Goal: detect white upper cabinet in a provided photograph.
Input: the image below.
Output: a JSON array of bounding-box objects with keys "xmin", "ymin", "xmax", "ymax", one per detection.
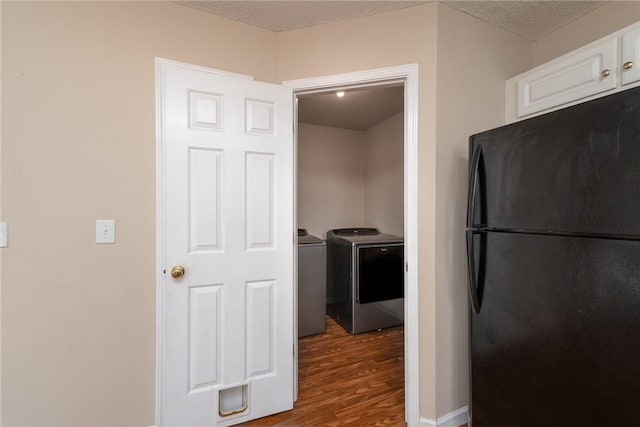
[
  {"xmin": 515, "ymin": 37, "xmax": 617, "ymax": 118},
  {"xmin": 506, "ymin": 21, "xmax": 640, "ymax": 122},
  {"xmin": 621, "ymin": 27, "xmax": 640, "ymax": 86}
]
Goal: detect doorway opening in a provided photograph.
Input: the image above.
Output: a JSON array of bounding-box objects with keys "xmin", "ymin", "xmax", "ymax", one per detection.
[
  {"xmin": 285, "ymin": 65, "xmax": 420, "ymax": 426},
  {"xmin": 300, "ymin": 83, "xmax": 405, "ymax": 423}
]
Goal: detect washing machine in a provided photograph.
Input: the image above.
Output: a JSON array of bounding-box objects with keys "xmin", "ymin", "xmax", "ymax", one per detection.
[
  {"xmin": 326, "ymin": 228, "xmax": 404, "ymax": 334},
  {"xmin": 297, "ymin": 229, "xmax": 326, "ymax": 337}
]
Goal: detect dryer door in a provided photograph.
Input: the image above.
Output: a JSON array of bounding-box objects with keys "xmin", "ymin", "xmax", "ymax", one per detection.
[{"xmin": 356, "ymin": 244, "xmax": 404, "ymax": 304}]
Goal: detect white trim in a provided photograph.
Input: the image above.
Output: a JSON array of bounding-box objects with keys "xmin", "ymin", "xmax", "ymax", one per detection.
[
  {"xmin": 438, "ymin": 406, "xmax": 469, "ymax": 427},
  {"xmin": 282, "ymin": 64, "xmax": 416, "ymax": 92},
  {"xmin": 292, "ymin": 95, "xmax": 299, "ymax": 402},
  {"xmin": 284, "ymin": 63, "xmax": 420, "ymax": 427},
  {"xmin": 154, "ymin": 58, "xmax": 256, "ymax": 426},
  {"xmin": 420, "ymin": 406, "xmax": 469, "ymax": 427},
  {"xmin": 155, "ymin": 57, "xmax": 166, "ymax": 427}
]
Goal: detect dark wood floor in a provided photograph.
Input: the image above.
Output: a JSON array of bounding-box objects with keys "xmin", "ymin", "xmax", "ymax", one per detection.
[{"xmin": 241, "ymin": 316, "xmax": 405, "ymax": 426}]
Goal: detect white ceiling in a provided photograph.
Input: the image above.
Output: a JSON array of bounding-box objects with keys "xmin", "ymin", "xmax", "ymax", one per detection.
[{"xmin": 178, "ymin": 0, "xmax": 610, "ymax": 129}]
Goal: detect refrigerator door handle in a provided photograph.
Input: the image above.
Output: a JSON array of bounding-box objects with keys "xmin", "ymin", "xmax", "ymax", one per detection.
[
  {"xmin": 467, "ymin": 143, "xmax": 483, "ymax": 313},
  {"xmin": 466, "ymin": 229, "xmax": 482, "ymax": 313},
  {"xmin": 467, "ymin": 144, "xmax": 483, "ymax": 229}
]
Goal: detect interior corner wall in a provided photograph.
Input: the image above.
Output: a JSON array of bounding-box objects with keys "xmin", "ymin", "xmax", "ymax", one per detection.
[
  {"xmin": 0, "ymin": 2, "xmax": 278, "ymax": 425},
  {"xmin": 277, "ymin": 3, "xmax": 440, "ymax": 419},
  {"xmin": 364, "ymin": 112, "xmax": 404, "ymax": 237},
  {"xmin": 533, "ymin": 1, "xmax": 640, "ymax": 66},
  {"xmin": 434, "ymin": 3, "xmax": 533, "ymax": 418},
  {"xmin": 297, "ymin": 123, "xmax": 366, "ymax": 238}
]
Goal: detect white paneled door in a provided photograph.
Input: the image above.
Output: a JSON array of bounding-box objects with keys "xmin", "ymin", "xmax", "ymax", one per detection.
[{"xmin": 157, "ymin": 60, "xmax": 294, "ymax": 426}]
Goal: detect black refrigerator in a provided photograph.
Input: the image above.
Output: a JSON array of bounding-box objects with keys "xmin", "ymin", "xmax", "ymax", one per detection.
[{"xmin": 466, "ymin": 86, "xmax": 640, "ymax": 427}]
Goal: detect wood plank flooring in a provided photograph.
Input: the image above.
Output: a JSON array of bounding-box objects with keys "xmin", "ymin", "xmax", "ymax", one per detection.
[{"xmin": 241, "ymin": 316, "xmax": 405, "ymax": 426}]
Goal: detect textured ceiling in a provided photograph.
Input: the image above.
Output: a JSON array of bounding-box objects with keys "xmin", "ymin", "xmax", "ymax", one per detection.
[
  {"xmin": 179, "ymin": 1, "xmax": 426, "ymax": 32},
  {"xmin": 442, "ymin": 1, "xmax": 608, "ymax": 41},
  {"xmin": 178, "ymin": 1, "xmax": 610, "ymax": 41},
  {"xmin": 298, "ymin": 86, "xmax": 404, "ymax": 131}
]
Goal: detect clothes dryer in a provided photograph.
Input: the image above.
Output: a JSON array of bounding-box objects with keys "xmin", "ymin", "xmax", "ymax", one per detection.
[{"xmin": 326, "ymin": 228, "xmax": 404, "ymax": 334}]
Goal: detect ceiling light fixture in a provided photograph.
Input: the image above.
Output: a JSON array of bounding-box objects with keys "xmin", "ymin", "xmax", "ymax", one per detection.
[{"xmin": 336, "ymin": 91, "xmax": 345, "ymax": 98}]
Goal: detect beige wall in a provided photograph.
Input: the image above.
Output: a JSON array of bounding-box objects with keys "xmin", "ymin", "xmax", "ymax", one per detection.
[
  {"xmin": 533, "ymin": 1, "xmax": 640, "ymax": 66},
  {"xmin": 297, "ymin": 123, "xmax": 366, "ymax": 238},
  {"xmin": 1, "ymin": 2, "xmax": 277, "ymax": 425},
  {"xmin": 364, "ymin": 112, "xmax": 404, "ymax": 237},
  {"xmin": 6, "ymin": 0, "xmax": 624, "ymax": 424},
  {"xmin": 434, "ymin": 4, "xmax": 533, "ymax": 416},
  {"xmin": 278, "ymin": 4, "xmax": 441, "ymax": 417},
  {"xmin": 283, "ymin": 5, "xmax": 533, "ymax": 419}
]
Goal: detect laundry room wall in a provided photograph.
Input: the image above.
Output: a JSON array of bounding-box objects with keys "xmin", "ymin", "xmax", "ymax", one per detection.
[
  {"xmin": 363, "ymin": 112, "xmax": 404, "ymax": 237},
  {"xmin": 298, "ymin": 110, "xmax": 403, "ymax": 239},
  {"xmin": 297, "ymin": 123, "xmax": 366, "ymax": 238}
]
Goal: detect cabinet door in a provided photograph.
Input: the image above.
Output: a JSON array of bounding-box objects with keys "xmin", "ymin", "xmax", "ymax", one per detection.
[
  {"xmin": 516, "ymin": 37, "xmax": 618, "ymax": 118},
  {"xmin": 622, "ymin": 27, "xmax": 640, "ymax": 85}
]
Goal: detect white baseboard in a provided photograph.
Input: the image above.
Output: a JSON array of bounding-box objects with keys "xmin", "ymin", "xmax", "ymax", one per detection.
[{"xmin": 420, "ymin": 406, "xmax": 469, "ymax": 427}]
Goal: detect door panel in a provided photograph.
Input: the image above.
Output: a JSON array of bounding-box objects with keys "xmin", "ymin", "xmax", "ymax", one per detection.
[
  {"xmin": 246, "ymin": 279, "xmax": 274, "ymax": 378},
  {"xmin": 471, "ymin": 232, "xmax": 640, "ymax": 427},
  {"xmin": 189, "ymin": 148, "xmax": 223, "ymax": 252},
  {"xmin": 246, "ymin": 153, "xmax": 275, "ymax": 249},
  {"xmin": 159, "ymin": 61, "xmax": 293, "ymax": 426},
  {"xmin": 189, "ymin": 285, "xmax": 222, "ymax": 392},
  {"xmin": 469, "ymin": 86, "xmax": 640, "ymax": 236}
]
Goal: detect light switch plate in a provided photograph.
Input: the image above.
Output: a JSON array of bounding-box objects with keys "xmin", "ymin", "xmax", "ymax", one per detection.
[
  {"xmin": 0, "ymin": 222, "xmax": 7, "ymax": 248},
  {"xmin": 96, "ymin": 219, "xmax": 115, "ymax": 244}
]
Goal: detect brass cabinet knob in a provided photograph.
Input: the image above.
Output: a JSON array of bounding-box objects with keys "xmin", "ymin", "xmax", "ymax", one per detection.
[
  {"xmin": 601, "ymin": 69, "xmax": 611, "ymax": 78},
  {"xmin": 623, "ymin": 61, "xmax": 634, "ymax": 70},
  {"xmin": 170, "ymin": 265, "xmax": 185, "ymax": 279}
]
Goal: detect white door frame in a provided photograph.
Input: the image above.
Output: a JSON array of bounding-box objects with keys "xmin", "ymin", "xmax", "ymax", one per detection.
[{"xmin": 283, "ymin": 63, "xmax": 420, "ymax": 427}]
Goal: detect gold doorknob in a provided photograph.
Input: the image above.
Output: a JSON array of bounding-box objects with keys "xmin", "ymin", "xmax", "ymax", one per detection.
[
  {"xmin": 601, "ymin": 69, "xmax": 611, "ymax": 78},
  {"xmin": 170, "ymin": 265, "xmax": 185, "ymax": 279},
  {"xmin": 623, "ymin": 61, "xmax": 634, "ymax": 70}
]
